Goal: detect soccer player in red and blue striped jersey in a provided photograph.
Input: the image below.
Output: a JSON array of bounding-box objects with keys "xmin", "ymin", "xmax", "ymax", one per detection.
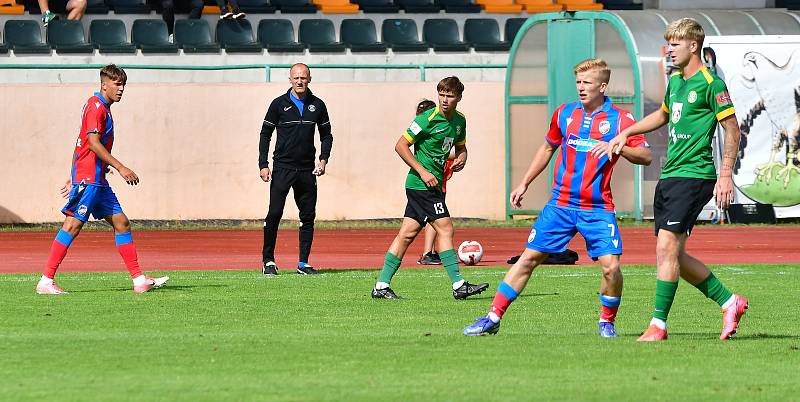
[
  {"xmin": 36, "ymin": 64, "xmax": 168, "ymax": 295},
  {"xmin": 464, "ymin": 59, "xmax": 652, "ymax": 337}
]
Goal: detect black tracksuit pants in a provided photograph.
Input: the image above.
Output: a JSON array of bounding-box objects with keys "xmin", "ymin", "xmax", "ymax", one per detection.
[{"xmin": 262, "ymin": 167, "xmax": 317, "ymax": 265}]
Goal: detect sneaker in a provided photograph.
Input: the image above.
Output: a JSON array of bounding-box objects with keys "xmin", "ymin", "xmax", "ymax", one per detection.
[
  {"xmin": 720, "ymin": 294, "xmax": 749, "ymax": 340},
  {"xmin": 453, "ymin": 281, "xmax": 489, "ymax": 300},
  {"xmin": 297, "ymin": 264, "xmax": 319, "ymax": 275},
  {"xmin": 599, "ymin": 322, "xmax": 617, "ymax": 338},
  {"xmin": 463, "ymin": 317, "xmax": 500, "ymax": 336},
  {"xmin": 41, "ymin": 10, "xmax": 57, "ymax": 26},
  {"xmin": 371, "ymin": 287, "xmax": 400, "ymax": 299},
  {"xmin": 637, "ymin": 324, "xmax": 668, "ymax": 342},
  {"xmin": 233, "ymin": 12, "xmax": 246, "ymax": 19},
  {"xmin": 133, "ymin": 276, "xmax": 169, "ymax": 294},
  {"xmin": 417, "ymin": 252, "xmax": 441, "ymax": 265},
  {"xmin": 262, "ymin": 261, "xmax": 278, "ymax": 276},
  {"xmin": 220, "ymin": 12, "xmax": 233, "ymax": 19},
  {"xmin": 36, "ymin": 281, "xmax": 67, "ymax": 295}
]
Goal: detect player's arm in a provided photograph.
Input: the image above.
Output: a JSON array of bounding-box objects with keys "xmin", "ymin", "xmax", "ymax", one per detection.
[
  {"xmin": 606, "ymin": 109, "xmax": 669, "ymax": 156},
  {"xmin": 510, "ymin": 142, "xmax": 557, "ymax": 209},
  {"xmin": 714, "ymin": 114, "xmax": 742, "ymax": 209},
  {"xmin": 86, "ymin": 133, "xmax": 138, "ymax": 185},
  {"xmin": 259, "ymin": 100, "xmax": 279, "ymax": 182},
  {"xmin": 451, "ymin": 144, "xmax": 467, "ymax": 172},
  {"xmin": 314, "ymin": 102, "xmax": 333, "ymax": 176},
  {"xmin": 395, "ymin": 136, "xmax": 438, "ymax": 188},
  {"xmin": 619, "ymin": 145, "xmax": 653, "ymax": 166}
]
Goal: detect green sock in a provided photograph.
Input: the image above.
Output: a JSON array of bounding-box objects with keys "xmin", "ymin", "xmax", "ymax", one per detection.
[
  {"xmin": 439, "ymin": 249, "xmax": 463, "ymax": 284},
  {"xmin": 653, "ymin": 280, "xmax": 679, "ymax": 321},
  {"xmin": 378, "ymin": 252, "xmax": 401, "ymax": 284},
  {"xmin": 693, "ymin": 272, "xmax": 733, "ymax": 307}
]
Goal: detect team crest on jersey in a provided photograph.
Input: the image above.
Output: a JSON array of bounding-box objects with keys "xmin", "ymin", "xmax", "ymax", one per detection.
[
  {"xmin": 308, "ymin": 105, "xmax": 316, "ymax": 112},
  {"xmin": 671, "ymin": 102, "xmax": 683, "ymax": 124},
  {"xmin": 688, "ymin": 91, "xmax": 697, "ymax": 103},
  {"xmin": 527, "ymin": 229, "xmax": 536, "ymax": 243},
  {"xmin": 77, "ymin": 205, "xmax": 88, "ymax": 216},
  {"xmin": 455, "ymin": 126, "xmax": 462, "ymax": 135},
  {"xmin": 598, "ymin": 120, "xmax": 610, "ymax": 135},
  {"xmin": 566, "ymin": 134, "xmax": 599, "ymax": 152}
]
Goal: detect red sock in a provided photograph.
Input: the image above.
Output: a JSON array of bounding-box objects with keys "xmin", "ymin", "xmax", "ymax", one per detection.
[
  {"xmin": 601, "ymin": 305, "xmax": 619, "ymax": 322},
  {"xmin": 490, "ymin": 292, "xmax": 512, "ymax": 319},
  {"xmin": 44, "ymin": 241, "xmax": 69, "ymax": 279},
  {"xmin": 117, "ymin": 243, "xmax": 143, "ymax": 279}
]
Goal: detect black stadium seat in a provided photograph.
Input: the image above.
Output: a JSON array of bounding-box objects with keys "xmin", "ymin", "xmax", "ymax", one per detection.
[
  {"xmin": 354, "ymin": 0, "xmax": 399, "ymax": 13},
  {"xmin": 90, "ymin": 19, "xmax": 137, "ymax": 53},
  {"xmin": 257, "ymin": 19, "xmax": 305, "ymax": 53},
  {"xmin": 0, "ymin": 31, "xmax": 8, "ymax": 54},
  {"xmin": 108, "ymin": 0, "xmax": 151, "ymax": 13},
  {"xmin": 175, "ymin": 19, "xmax": 220, "ymax": 53},
  {"xmin": 382, "ymin": 19, "xmax": 427, "ymax": 52},
  {"xmin": 423, "ymin": 19, "xmax": 469, "ymax": 52},
  {"xmin": 47, "ymin": 20, "xmax": 95, "ymax": 53},
  {"xmin": 237, "ymin": 0, "xmax": 276, "ymax": 13},
  {"xmin": 439, "ymin": 0, "xmax": 480, "ymax": 13},
  {"xmin": 271, "ymin": 0, "xmax": 317, "ymax": 13},
  {"xmin": 299, "ymin": 19, "xmax": 345, "ymax": 52},
  {"xmin": 131, "ymin": 19, "xmax": 179, "ymax": 53},
  {"xmin": 217, "ymin": 19, "xmax": 263, "ymax": 53},
  {"xmin": 505, "ymin": 18, "xmax": 527, "ymax": 44},
  {"xmin": 396, "ymin": 0, "xmax": 439, "ymax": 13},
  {"xmin": 4, "ymin": 20, "xmax": 50, "ymax": 54},
  {"xmin": 340, "ymin": 19, "xmax": 386, "ymax": 53},
  {"xmin": 86, "ymin": 0, "xmax": 110, "ymax": 14},
  {"xmin": 464, "ymin": 18, "xmax": 510, "ymax": 51}
]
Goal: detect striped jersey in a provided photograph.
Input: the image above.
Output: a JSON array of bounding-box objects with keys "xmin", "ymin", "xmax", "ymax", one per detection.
[
  {"xmin": 71, "ymin": 93, "xmax": 114, "ymax": 186},
  {"xmin": 545, "ymin": 97, "xmax": 648, "ymax": 212}
]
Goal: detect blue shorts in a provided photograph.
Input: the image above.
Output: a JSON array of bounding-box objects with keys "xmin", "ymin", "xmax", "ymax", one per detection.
[
  {"xmin": 61, "ymin": 184, "xmax": 123, "ymax": 222},
  {"xmin": 526, "ymin": 205, "xmax": 622, "ymax": 259}
]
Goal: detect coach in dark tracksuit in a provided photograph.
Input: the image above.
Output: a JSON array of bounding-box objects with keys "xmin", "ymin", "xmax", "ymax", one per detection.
[{"xmin": 259, "ymin": 63, "xmax": 332, "ymax": 276}]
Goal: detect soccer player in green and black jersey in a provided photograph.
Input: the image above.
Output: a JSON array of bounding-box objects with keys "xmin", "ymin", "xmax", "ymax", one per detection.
[
  {"xmin": 605, "ymin": 18, "xmax": 748, "ymax": 341},
  {"xmin": 371, "ymin": 77, "xmax": 488, "ymax": 300}
]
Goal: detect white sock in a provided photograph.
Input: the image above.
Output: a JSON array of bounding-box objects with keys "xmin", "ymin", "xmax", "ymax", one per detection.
[
  {"xmin": 39, "ymin": 276, "xmax": 53, "ymax": 285},
  {"xmin": 375, "ymin": 281, "xmax": 389, "ymax": 290},
  {"xmin": 487, "ymin": 312, "xmax": 501, "ymax": 323},
  {"xmin": 133, "ymin": 275, "xmax": 147, "ymax": 286},
  {"xmin": 452, "ymin": 279, "xmax": 465, "ymax": 290},
  {"xmin": 650, "ymin": 317, "xmax": 667, "ymax": 330},
  {"xmin": 721, "ymin": 294, "xmax": 736, "ymax": 310}
]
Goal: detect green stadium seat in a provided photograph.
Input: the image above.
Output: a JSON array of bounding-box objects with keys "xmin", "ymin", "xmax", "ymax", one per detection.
[
  {"xmin": 175, "ymin": 19, "xmax": 220, "ymax": 53},
  {"xmin": 217, "ymin": 19, "xmax": 263, "ymax": 53},
  {"xmin": 505, "ymin": 18, "xmax": 527, "ymax": 44},
  {"xmin": 381, "ymin": 19, "xmax": 427, "ymax": 52},
  {"xmin": 257, "ymin": 19, "xmax": 305, "ymax": 53},
  {"xmin": 90, "ymin": 19, "xmax": 137, "ymax": 53},
  {"xmin": 47, "ymin": 20, "xmax": 95, "ymax": 54},
  {"xmin": 271, "ymin": 0, "xmax": 317, "ymax": 13},
  {"xmin": 131, "ymin": 19, "xmax": 179, "ymax": 53},
  {"xmin": 464, "ymin": 18, "xmax": 509, "ymax": 51},
  {"xmin": 238, "ymin": 0, "xmax": 276, "ymax": 13},
  {"xmin": 3, "ymin": 20, "xmax": 50, "ymax": 54},
  {"xmin": 353, "ymin": 0, "xmax": 399, "ymax": 13},
  {"xmin": 439, "ymin": 0, "xmax": 481, "ymax": 13},
  {"xmin": 299, "ymin": 19, "xmax": 345, "ymax": 52},
  {"xmin": 340, "ymin": 19, "xmax": 386, "ymax": 52},
  {"xmin": 86, "ymin": 0, "xmax": 110, "ymax": 14},
  {"xmin": 396, "ymin": 0, "xmax": 439, "ymax": 12},
  {"xmin": 423, "ymin": 19, "xmax": 469, "ymax": 52}
]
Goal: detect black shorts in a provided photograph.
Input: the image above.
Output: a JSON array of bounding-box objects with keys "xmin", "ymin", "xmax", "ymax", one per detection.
[
  {"xmin": 404, "ymin": 188, "xmax": 449, "ymax": 225},
  {"xmin": 654, "ymin": 177, "xmax": 715, "ymax": 236}
]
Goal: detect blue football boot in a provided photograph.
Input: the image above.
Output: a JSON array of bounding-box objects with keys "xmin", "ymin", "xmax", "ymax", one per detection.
[
  {"xmin": 599, "ymin": 321, "xmax": 617, "ymax": 338},
  {"xmin": 463, "ymin": 317, "xmax": 501, "ymax": 336}
]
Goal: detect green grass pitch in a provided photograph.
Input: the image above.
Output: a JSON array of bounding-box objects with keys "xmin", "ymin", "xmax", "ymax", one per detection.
[{"xmin": 2, "ymin": 265, "xmax": 798, "ymax": 401}]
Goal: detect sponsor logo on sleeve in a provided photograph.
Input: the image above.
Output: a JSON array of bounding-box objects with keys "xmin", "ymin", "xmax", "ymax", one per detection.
[
  {"xmin": 409, "ymin": 121, "xmax": 422, "ymax": 135},
  {"xmin": 715, "ymin": 92, "xmax": 732, "ymax": 107}
]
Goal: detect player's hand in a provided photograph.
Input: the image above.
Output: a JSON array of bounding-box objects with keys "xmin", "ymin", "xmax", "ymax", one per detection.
[
  {"xmin": 260, "ymin": 168, "xmax": 271, "ymax": 182},
  {"xmin": 509, "ymin": 183, "xmax": 528, "ymax": 209},
  {"xmin": 451, "ymin": 153, "xmax": 467, "ymax": 172},
  {"xmin": 420, "ymin": 170, "xmax": 439, "ymax": 188},
  {"xmin": 313, "ymin": 160, "xmax": 327, "ymax": 176},
  {"xmin": 118, "ymin": 166, "xmax": 139, "ymax": 185},
  {"xmin": 60, "ymin": 179, "xmax": 73, "ymax": 198},
  {"xmin": 714, "ymin": 175, "xmax": 735, "ymax": 210},
  {"xmin": 605, "ymin": 130, "xmax": 630, "ymax": 156},
  {"xmin": 590, "ymin": 140, "xmax": 613, "ymax": 159}
]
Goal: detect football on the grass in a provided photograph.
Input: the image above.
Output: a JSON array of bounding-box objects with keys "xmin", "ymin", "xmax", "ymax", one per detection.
[{"xmin": 457, "ymin": 241, "xmax": 484, "ymax": 265}]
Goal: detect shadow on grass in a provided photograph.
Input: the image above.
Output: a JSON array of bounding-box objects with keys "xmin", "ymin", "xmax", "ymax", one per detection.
[
  {"xmin": 617, "ymin": 332, "xmax": 800, "ymax": 341},
  {"xmin": 69, "ymin": 284, "xmax": 228, "ymax": 293}
]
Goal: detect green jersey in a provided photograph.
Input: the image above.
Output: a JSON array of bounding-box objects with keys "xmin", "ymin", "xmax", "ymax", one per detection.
[
  {"xmin": 661, "ymin": 67, "xmax": 735, "ymax": 179},
  {"xmin": 403, "ymin": 106, "xmax": 467, "ymax": 191}
]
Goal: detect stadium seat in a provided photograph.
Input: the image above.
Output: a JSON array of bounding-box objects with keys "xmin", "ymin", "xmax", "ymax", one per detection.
[
  {"xmin": 175, "ymin": 19, "xmax": 220, "ymax": 53},
  {"xmin": 3, "ymin": 20, "xmax": 50, "ymax": 54},
  {"xmin": 556, "ymin": 0, "xmax": 602, "ymax": 10},
  {"xmin": 598, "ymin": 0, "xmax": 641, "ymax": 9},
  {"xmin": 257, "ymin": 19, "xmax": 305, "ymax": 52},
  {"xmin": 312, "ymin": 0, "xmax": 359, "ymax": 13},
  {"xmin": 340, "ymin": 19, "xmax": 386, "ymax": 52},
  {"xmin": 464, "ymin": 18, "xmax": 509, "ymax": 51},
  {"xmin": 217, "ymin": 19, "xmax": 263, "ymax": 53},
  {"xmin": 272, "ymin": 0, "xmax": 317, "ymax": 13},
  {"xmin": 396, "ymin": 0, "xmax": 439, "ymax": 13},
  {"xmin": 0, "ymin": 0, "xmax": 25, "ymax": 14},
  {"xmin": 108, "ymin": 0, "xmax": 151, "ymax": 14},
  {"xmin": 353, "ymin": 0, "xmax": 399, "ymax": 13},
  {"xmin": 0, "ymin": 31, "xmax": 8, "ymax": 53},
  {"xmin": 47, "ymin": 20, "xmax": 95, "ymax": 54},
  {"xmin": 439, "ymin": 0, "xmax": 481, "ymax": 13},
  {"xmin": 85, "ymin": 0, "xmax": 110, "ymax": 14},
  {"xmin": 475, "ymin": 0, "xmax": 523, "ymax": 13},
  {"xmin": 131, "ymin": 19, "xmax": 179, "ymax": 53},
  {"xmin": 517, "ymin": 0, "xmax": 562, "ymax": 12},
  {"xmin": 90, "ymin": 19, "xmax": 137, "ymax": 53},
  {"xmin": 423, "ymin": 19, "xmax": 469, "ymax": 52},
  {"xmin": 381, "ymin": 19, "xmax": 427, "ymax": 52},
  {"xmin": 299, "ymin": 19, "xmax": 346, "ymax": 52},
  {"xmin": 238, "ymin": 0, "xmax": 277, "ymax": 13},
  {"xmin": 505, "ymin": 17, "xmax": 527, "ymax": 43}
]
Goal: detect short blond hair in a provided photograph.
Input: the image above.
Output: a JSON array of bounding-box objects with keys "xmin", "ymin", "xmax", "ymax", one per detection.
[
  {"xmin": 664, "ymin": 18, "xmax": 705, "ymax": 48},
  {"xmin": 574, "ymin": 58, "xmax": 611, "ymax": 84}
]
